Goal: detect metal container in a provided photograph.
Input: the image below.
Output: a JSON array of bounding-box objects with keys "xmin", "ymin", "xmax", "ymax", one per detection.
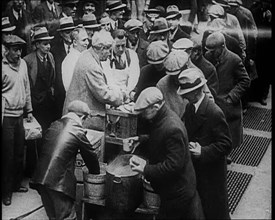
[
  {"xmin": 83, "ymin": 163, "xmax": 106, "ymax": 199},
  {"xmin": 105, "ymin": 154, "xmax": 143, "ymax": 213}
]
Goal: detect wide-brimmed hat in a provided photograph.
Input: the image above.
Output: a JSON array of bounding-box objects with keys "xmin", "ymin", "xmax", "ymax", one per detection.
[
  {"xmin": 208, "ymin": 4, "xmax": 225, "ymax": 18},
  {"xmin": 106, "ymin": 0, "xmax": 126, "ymax": 12},
  {"xmin": 82, "ymin": 14, "xmax": 101, "ymax": 29},
  {"xmin": 205, "ymin": 31, "xmax": 225, "ymax": 51},
  {"xmin": 172, "ymin": 38, "xmax": 194, "ymax": 51},
  {"xmin": 150, "ymin": 17, "xmax": 170, "ymax": 34},
  {"xmin": 3, "ymin": 34, "xmax": 26, "ymax": 47},
  {"xmin": 163, "ymin": 50, "xmax": 189, "ymax": 75},
  {"xmin": 134, "ymin": 87, "xmax": 164, "ymax": 111},
  {"xmin": 2, "ymin": 17, "xmax": 16, "ymax": 32},
  {"xmin": 32, "ymin": 26, "xmax": 54, "ymax": 42},
  {"xmin": 177, "ymin": 68, "xmax": 207, "ymax": 95},
  {"xmin": 57, "ymin": 16, "xmax": 75, "ymax": 31},
  {"xmin": 124, "ymin": 19, "xmax": 143, "ymax": 32},
  {"xmin": 146, "ymin": 40, "xmax": 169, "ymax": 64},
  {"xmin": 166, "ymin": 5, "xmax": 182, "ymax": 20}
]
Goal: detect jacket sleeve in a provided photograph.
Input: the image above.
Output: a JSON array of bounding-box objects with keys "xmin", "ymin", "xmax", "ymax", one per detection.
[{"xmin": 78, "ymin": 131, "xmax": 100, "ymax": 174}]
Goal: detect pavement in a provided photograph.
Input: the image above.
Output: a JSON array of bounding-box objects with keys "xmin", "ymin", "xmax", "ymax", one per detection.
[{"xmin": 2, "ymin": 87, "xmax": 272, "ymax": 220}]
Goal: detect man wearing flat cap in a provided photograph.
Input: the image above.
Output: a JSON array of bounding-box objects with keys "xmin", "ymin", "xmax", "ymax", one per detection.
[
  {"xmin": 130, "ymin": 87, "xmax": 204, "ymax": 219},
  {"xmin": 166, "ymin": 5, "xmax": 190, "ymax": 43},
  {"xmin": 2, "ymin": 17, "xmax": 16, "ymax": 58},
  {"xmin": 124, "ymin": 18, "xmax": 150, "ymax": 68},
  {"xmin": 2, "ymin": 35, "xmax": 33, "ymax": 206},
  {"xmin": 133, "ymin": 40, "xmax": 169, "ymax": 101},
  {"xmin": 205, "ymin": 31, "xmax": 250, "ymax": 151},
  {"xmin": 30, "ymin": 100, "xmax": 100, "ymax": 220},
  {"xmin": 178, "ymin": 68, "xmax": 232, "ymax": 219}
]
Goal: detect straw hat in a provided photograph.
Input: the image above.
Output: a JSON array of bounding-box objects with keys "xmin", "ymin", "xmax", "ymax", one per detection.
[
  {"xmin": 32, "ymin": 26, "xmax": 54, "ymax": 42},
  {"xmin": 82, "ymin": 13, "xmax": 101, "ymax": 29},
  {"xmin": 106, "ymin": 0, "xmax": 126, "ymax": 12},
  {"xmin": 57, "ymin": 16, "xmax": 75, "ymax": 31},
  {"xmin": 2, "ymin": 17, "xmax": 16, "ymax": 32},
  {"xmin": 150, "ymin": 17, "xmax": 170, "ymax": 34}
]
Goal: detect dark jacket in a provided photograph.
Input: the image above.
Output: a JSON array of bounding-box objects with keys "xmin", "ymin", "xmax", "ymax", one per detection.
[
  {"xmin": 32, "ymin": 1, "xmax": 61, "ymax": 36},
  {"xmin": 184, "ymin": 95, "xmax": 232, "ymax": 219},
  {"xmin": 142, "ymin": 105, "xmax": 196, "ymax": 202},
  {"xmin": 205, "ymin": 48, "xmax": 250, "ymax": 149},
  {"xmin": 30, "ymin": 115, "xmax": 100, "ymax": 200},
  {"xmin": 135, "ymin": 38, "xmax": 150, "ymax": 69},
  {"xmin": 134, "ymin": 64, "xmax": 167, "ymax": 101},
  {"xmin": 170, "ymin": 26, "xmax": 191, "ymax": 43},
  {"xmin": 192, "ymin": 54, "xmax": 219, "ymax": 99},
  {"xmin": 50, "ymin": 36, "xmax": 67, "ymax": 119}
]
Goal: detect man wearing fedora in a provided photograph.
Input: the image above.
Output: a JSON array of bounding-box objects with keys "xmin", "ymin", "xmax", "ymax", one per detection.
[
  {"xmin": 2, "ymin": 35, "xmax": 33, "ymax": 206},
  {"xmin": 82, "ymin": 13, "xmax": 101, "ymax": 47},
  {"xmin": 130, "ymin": 87, "xmax": 205, "ymax": 219},
  {"xmin": 32, "ymin": 0, "xmax": 61, "ymax": 36},
  {"xmin": 24, "ymin": 26, "xmax": 56, "ymax": 135},
  {"xmin": 148, "ymin": 17, "xmax": 172, "ymax": 49},
  {"xmin": 2, "ymin": 17, "xmax": 16, "ymax": 57},
  {"xmin": 51, "ymin": 16, "xmax": 75, "ymax": 120},
  {"xmin": 106, "ymin": 0, "xmax": 127, "ymax": 32},
  {"xmin": 140, "ymin": 8, "xmax": 160, "ymax": 41},
  {"xmin": 166, "ymin": 5, "xmax": 190, "ymax": 43},
  {"xmin": 62, "ymin": 26, "xmax": 89, "ymax": 92},
  {"xmin": 133, "ymin": 40, "xmax": 169, "ymax": 101},
  {"xmin": 178, "ymin": 68, "xmax": 232, "ymax": 219},
  {"xmin": 124, "ymin": 18, "xmax": 150, "ymax": 69}
]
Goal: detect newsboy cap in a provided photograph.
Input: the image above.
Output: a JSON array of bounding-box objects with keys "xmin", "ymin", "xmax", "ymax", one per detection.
[
  {"xmin": 172, "ymin": 38, "xmax": 194, "ymax": 51},
  {"xmin": 163, "ymin": 50, "xmax": 189, "ymax": 75},
  {"xmin": 205, "ymin": 31, "xmax": 225, "ymax": 51},
  {"xmin": 134, "ymin": 87, "xmax": 164, "ymax": 111},
  {"xmin": 146, "ymin": 40, "xmax": 169, "ymax": 64},
  {"xmin": 67, "ymin": 100, "xmax": 91, "ymax": 116},
  {"xmin": 177, "ymin": 68, "xmax": 207, "ymax": 95},
  {"xmin": 124, "ymin": 19, "xmax": 143, "ymax": 32},
  {"xmin": 3, "ymin": 35, "xmax": 26, "ymax": 47},
  {"xmin": 208, "ymin": 4, "xmax": 225, "ymax": 18}
]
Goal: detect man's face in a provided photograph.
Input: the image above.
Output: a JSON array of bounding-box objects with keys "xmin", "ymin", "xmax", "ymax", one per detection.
[
  {"xmin": 190, "ymin": 47, "xmax": 201, "ymax": 61},
  {"xmin": 101, "ymin": 23, "xmax": 111, "ymax": 32},
  {"xmin": 144, "ymin": 16, "xmax": 154, "ymax": 30},
  {"xmin": 63, "ymin": 5, "xmax": 77, "ymax": 18},
  {"xmin": 113, "ymin": 37, "xmax": 126, "ymax": 57},
  {"xmin": 141, "ymin": 105, "xmax": 158, "ymax": 120},
  {"xmin": 74, "ymin": 30, "xmax": 89, "ymax": 52},
  {"xmin": 127, "ymin": 29, "xmax": 139, "ymax": 47},
  {"xmin": 112, "ymin": 9, "xmax": 125, "ymax": 20},
  {"xmin": 83, "ymin": 3, "xmax": 95, "ymax": 15},
  {"xmin": 167, "ymin": 17, "xmax": 179, "ymax": 31},
  {"xmin": 181, "ymin": 90, "xmax": 198, "ymax": 104},
  {"xmin": 96, "ymin": 44, "xmax": 112, "ymax": 61},
  {"xmin": 60, "ymin": 29, "xmax": 73, "ymax": 44},
  {"xmin": 6, "ymin": 45, "xmax": 22, "ymax": 64},
  {"xmin": 36, "ymin": 40, "xmax": 51, "ymax": 54},
  {"xmin": 13, "ymin": 0, "xmax": 24, "ymax": 12},
  {"xmin": 205, "ymin": 46, "xmax": 223, "ymax": 60}
]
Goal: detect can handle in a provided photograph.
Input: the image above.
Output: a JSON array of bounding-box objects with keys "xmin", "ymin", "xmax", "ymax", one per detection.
[{"xmin": 113, "ymin": 176, "xmax": 122, "ymax": 184}]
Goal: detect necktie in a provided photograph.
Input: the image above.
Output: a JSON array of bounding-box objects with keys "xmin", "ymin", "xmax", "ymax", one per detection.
[
  {"xmin": 43, "ymin": 56, "xmax": 48, "ymax": 69},
  {"xmin": 51, "ymin": 6, "xmax": 56, "ymax": 18},
  {"xmin": 115, "ymin": 56, "xmax": 125, "ymax": 70},
  {"xmin": 67, "ymin": 44, "xmax": 70, "ymax": 54},
  {"xmin": 189, "ymin": 104, "xmax": 196, "ymax": 118}
]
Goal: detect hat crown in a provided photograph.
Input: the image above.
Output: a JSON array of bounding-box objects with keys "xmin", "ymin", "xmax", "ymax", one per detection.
[
  {"xmin": 166, "ymin": 5, "xmax": 180, "ymax": 13},
  {"xmin": 205, "ymin": 31, "xmax": 225, "ymax": 49},
  {"xmin": 146, "ymin": 40, "xmax": 169, "ymax": 63},
  {"xmin": 124, "ymin": 19, "xmax": 143, "ymax": 30},
  {"xmin": 67, "ymin": 100, "xmax": 91, "ymax": 116},
  {"xmin": 58, "ymin": 16, "xmax": 75, "ymax": 30},
  {"xmin": 2, "ymin": 17, "xmax": 11, "ymax": 26},
  {"xmin": 4, "ymin": 34, "xmax": 26, "ymax": 46},
  {"xmin": 208, "ymin": 4, "xmax": 225, "ymax": 17},
  {"xmin": 151, "ymin": 17, "xmax": 169, "ymax": 31},
  {"xmin": 172, "ymin": 38, "xmax": 194, "ymax": 50},
  {"xmin": 82, "ymin": 13, "xmax": 97, "ymax": 22},
  {"xmin": 106, "ymin": 0, "xmax": 126, "ymax": 11},
  {"xmin": 134, "ymin": 87, "xmax": 163, "ymax": 111},
  {"xmin": 2, "ymin": 16, "xmax": 16, "ymax": 32},
  {"xmin": 164, "ymin": 50, "xmax": 189, "ymax": 74}
]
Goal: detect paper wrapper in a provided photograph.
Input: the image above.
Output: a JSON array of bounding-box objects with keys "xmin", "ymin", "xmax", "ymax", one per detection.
[{"xmin": 23, "ymin": 117, "xmax": 42, "ymax": 140}]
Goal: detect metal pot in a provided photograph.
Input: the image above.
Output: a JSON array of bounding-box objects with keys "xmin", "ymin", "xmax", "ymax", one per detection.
[{"xmin": 105, "ymin": 154, "xmax": 143, "ymax": 213}]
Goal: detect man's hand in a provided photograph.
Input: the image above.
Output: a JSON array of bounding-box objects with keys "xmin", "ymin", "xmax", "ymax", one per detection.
[
  {"xmin": 129, "ymin": 155, "xmax": 146, "ymax": 173},
  {"xmin": 26, "ymin": 113, "xmax": 34, "ymax": 122},
  {"xmin": 123, "ymin": 136, "xmax": 140, "ymax": 153},
  {"xmin": 189, "ymin": 142, "xmax": 201, "ymax": 157}
]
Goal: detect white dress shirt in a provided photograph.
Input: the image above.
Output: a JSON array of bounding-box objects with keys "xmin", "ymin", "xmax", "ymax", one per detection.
[{"xmin": 62, "ymin": 47, "xmax": 82, "ymax": 92}]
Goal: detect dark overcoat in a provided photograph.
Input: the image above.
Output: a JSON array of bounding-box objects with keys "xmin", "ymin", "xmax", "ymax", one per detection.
[
  {"xmin": 205, "ymin": 48, "xmax": 250, "ymax": 149},
  {"xmin": 30, "ymin": 115, "xmax": 100, "ymax": 200},
  {"xmin": 136, "ymin": 38, "xmax": 149, "ymax": 69},
  {"xmin": 184, "ymin": 95, "xmax": 232, "ymax": 219}
]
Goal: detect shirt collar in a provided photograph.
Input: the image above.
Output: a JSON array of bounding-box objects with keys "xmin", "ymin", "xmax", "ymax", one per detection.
[
  {"xmin": 2, "ymin": 54, "xmax": 21, "ymax": 71},
  {"xmin": 46, "ymin": 1, "xmax": 55, "ymax": 11},
  {"xmin": 194, "ymin": 92, "xmax": 205, "ymax": 113},
  {"xmin": 12, "ymin": 8, "xmax": 21, "ymax": 20},
  {"xmin": 36, "ymin": 51, "xmax": 48, "ymax": 62},
  {"xmin": 62, "ymin": 112, "xmax": 82, "ymax": 126}
]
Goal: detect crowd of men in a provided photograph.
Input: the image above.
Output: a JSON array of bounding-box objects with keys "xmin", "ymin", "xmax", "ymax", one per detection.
[{"xmin": 2, "ymin": 0, "xmax": 272, "ymax": 219}]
